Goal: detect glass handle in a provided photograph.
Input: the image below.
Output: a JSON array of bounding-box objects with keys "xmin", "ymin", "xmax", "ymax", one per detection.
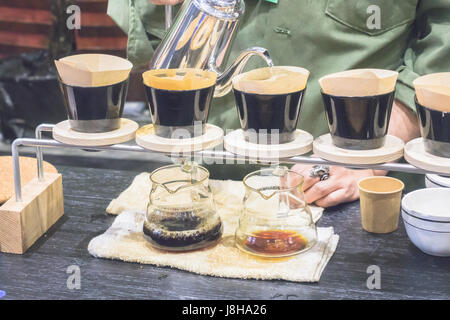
[
  {"xmin": 272, "ymin": 165, "xmax": 288, "ymax": 177},
  {"xmin": 277, "ymin": 191, "xmax": 290, "ymax": 218}
]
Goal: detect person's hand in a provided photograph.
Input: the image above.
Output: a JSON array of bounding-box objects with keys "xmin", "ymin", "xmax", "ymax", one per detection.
[
  {"xmin": 149, "ymin": 0, "xmax": 183, "ymax": 5},
  {"xmin": 286, "ymin": 100, "xmax": 413, "ymax": 208},
  {"xmin": 289, "ymin": 164, "xmax": 376, "ymax": 208}
]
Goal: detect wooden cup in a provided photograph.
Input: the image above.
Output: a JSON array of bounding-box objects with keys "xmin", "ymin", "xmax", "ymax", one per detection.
[{"xmin": 358, "ymin": 176, "xmax": 404, "ymax": 233}]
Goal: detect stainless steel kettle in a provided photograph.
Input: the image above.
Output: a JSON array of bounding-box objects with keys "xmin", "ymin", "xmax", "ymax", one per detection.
[{"xmin": 149, "ymin": 0, "xmax": 273, "ymax": 97}]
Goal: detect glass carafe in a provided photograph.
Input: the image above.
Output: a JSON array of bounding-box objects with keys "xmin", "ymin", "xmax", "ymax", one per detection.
[
  {"xmin": 144, "ymin": 162, "xmax": 222, "ymax": 251},
  {"xmin": 235, "ymin": 166, "xmax": 317, "ymax": 257}
]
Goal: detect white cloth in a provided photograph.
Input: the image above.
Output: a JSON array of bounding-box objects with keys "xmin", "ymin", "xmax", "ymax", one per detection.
[{"xmin": 89, "ymin": 173, "xmax": 339, "ymax": 282}]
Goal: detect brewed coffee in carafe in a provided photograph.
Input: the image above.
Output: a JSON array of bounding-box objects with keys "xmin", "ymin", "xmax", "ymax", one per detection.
[
  {"xmin": 144, "ymin": 162, "xmax": 223, "ymax": 251},
  {"xmin": 235, "ymin": 166, "xmax": 318, "ymax": 257}
]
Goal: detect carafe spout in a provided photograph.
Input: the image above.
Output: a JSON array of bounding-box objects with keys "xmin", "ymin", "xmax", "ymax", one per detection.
[{"xmin": 209, "ymin": 47, "xmax": 273, "ymax": 97}]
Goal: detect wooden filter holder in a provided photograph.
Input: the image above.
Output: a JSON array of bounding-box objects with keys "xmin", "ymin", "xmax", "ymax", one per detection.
[
  {"xmin": 0, "ymin": 172, "xmax": 64, "ymax": 254},
  {"xmin": 53, "ymin": 118, "xmax": 138, "ymax": 146},
  {"xmin": 224, "ymin": 129, "xmax": 313, "ymax": 160},
  {"xmin": 404, "ymin": 138, "xmax": 450, "ymax": 175},
  {"xmin": 313, "ymin": 134, "xmax": 404, "ymax": 165},
  {"xmin": 136, "ymin": 124, "xmax": 224, "ymax": 153}
]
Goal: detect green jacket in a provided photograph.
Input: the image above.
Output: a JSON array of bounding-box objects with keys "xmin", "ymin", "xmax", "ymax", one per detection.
[{"xmin": 108, "ymin": 0, "xmax": 450, "ymax": 189}]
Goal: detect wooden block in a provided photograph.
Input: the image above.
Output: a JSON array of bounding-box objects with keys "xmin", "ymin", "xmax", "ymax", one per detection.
[
  {"xmin": 0, "ymin": 155, "xmax": 58, "ymax": 204},
  {"xmin": 0, "ymin": 173, "xmax": 64, "ymax": 254}
]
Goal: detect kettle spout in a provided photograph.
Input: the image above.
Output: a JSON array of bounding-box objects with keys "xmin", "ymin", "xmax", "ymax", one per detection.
[{"xmin": 209, "ymin": 47, "xmax": 273, "ymax": 97}]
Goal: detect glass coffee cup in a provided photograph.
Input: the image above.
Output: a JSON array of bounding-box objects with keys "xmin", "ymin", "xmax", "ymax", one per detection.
[
  {"xmin": 55, "ymin": 53, "xmax": 132, "ymax": 133},
  {"xmin": 415, "ymin": 97, "xmax": 450, "ymax": 158},
  {"xmin": 143, "ymin": 69, "xmax": 217, "ymax": 138},
  {"xmin": 321, "ymin": 91, "xmax": 395, "ymax": 150},
  {"xmin": 59, "ymin": 79, "xmax": 129, "ymax": 133},
  {"xmin": 319, "ymin": 69, "xmax": 398, "ymax": 150},
  {"xmin": 232, "ymin": 66, "xmax": 309, "ymax": 144}
]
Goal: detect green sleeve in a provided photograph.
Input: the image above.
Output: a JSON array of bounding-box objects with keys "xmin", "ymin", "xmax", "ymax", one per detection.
[
  {"xmin": 107, "ymin": 0, "xmax": 130, "ymax": 34},
  {"xmin": 107, "ymin": 0, "xmax": 167, "ymax": 68},
  {"xmin": 395, "ymin": 0, "xmax": 450, "ymax": 111}
]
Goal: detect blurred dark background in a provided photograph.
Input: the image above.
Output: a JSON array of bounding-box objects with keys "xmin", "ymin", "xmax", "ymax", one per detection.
[{"xmin": 0, "ymin": 0, "xmax": 146, "ymax": 143}]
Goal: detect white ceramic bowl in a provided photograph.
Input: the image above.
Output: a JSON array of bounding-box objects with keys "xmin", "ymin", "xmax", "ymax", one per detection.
[
  {"xmin": 425, "ymin": 174, "xmax": 450, "ymax": 188},
  {"xmin": 401, "ymin": 188, "xmax": 450, "ymax": 257}
]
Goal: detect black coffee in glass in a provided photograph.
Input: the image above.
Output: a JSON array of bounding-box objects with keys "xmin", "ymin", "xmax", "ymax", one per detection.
[{"xmin": 321, "ymin": 91, "xmax": 395, "ymax": 150}]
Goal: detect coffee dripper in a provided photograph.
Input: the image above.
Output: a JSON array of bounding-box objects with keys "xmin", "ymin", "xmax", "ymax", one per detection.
[
  {"xmin": 144, "ymin": 161, "xmax": 223, "ymax": 251},
  {"xmin": 150, "ymin": 0, "xmax": 273, "ymax": 97},
  {"xmin": 235, "ymin": 166, "xmax": 318, "ymax": 257}
]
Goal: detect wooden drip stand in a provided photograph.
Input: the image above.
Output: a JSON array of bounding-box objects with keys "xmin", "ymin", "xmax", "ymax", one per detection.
[
  {"xmin": 0, "ymin": 119, "xmax": 139, "ymax": 254},
  {"xmin": 0, "ymin": 138, "xmax": 63, "ymax": 254},
  {"xmin": 1, "ymin": 123, "xmax": 448, "ymax": 254},
  {"xmin": 0, "ymin": 121, "xmax": 221, "ymax": 254}
]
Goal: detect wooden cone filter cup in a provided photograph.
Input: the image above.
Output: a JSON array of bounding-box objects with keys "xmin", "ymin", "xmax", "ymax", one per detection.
[
  {"xmin": 232, "ymin": 66, "xmax": 310, "ymax": 95},
  {"xmin": 319, "ymin": 69, "xmax": 398, "ymax": 96},
  {"xmin": 142, "ymin": 68, "xmax": 217, "ymax": 91},
  {"xmin": 414, "ymin": 73, "xmax": 450, "ymax": 112},
  {"xmin": 55, "ymin": 54, "xmax": 133, "ymax": 87}
]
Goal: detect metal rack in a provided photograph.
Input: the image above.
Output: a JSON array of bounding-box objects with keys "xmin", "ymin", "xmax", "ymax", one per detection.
[{"xmin": 10, "ymin": 123, "xmax": 446, "ymax": 202}]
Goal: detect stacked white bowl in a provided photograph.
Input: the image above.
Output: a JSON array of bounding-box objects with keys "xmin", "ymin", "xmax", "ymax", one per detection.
[
  {"xmin": 401, "ymin": 188, "xmax": 450, "ymax": 257},
  {"xmin": 425, "ymin": 174, "xmax": 450, "ymax": 188}
]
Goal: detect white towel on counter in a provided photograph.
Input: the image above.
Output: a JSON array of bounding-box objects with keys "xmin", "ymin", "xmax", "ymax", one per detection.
[{"xmin": 89, "ymin": 173, "xmax": 339, "ymax": 282}]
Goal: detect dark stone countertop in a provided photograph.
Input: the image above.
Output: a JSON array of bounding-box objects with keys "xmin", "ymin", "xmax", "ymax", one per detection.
[{"xmin": 0, "ymin": 164, "xmax": 449, "ymax": 300}]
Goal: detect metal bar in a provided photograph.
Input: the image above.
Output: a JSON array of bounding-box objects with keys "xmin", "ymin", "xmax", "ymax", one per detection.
[
  {"xmin": 198, "ymin": 150, "xmax": 434, "ymax": 174},
  {"xmin": 28, "ymin": 126, "xmax": 429, "ymax": 175},
  {"xmin": 12, "ymin": 139, "xmax": 23, "ymax": 202},
  {"xmin": 35, "ymin": 123, "xmax": 54, "ymax": 181},
  {"xmin": 11, "ymin": 134, "xmax": 450, "ymax": 202}
]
